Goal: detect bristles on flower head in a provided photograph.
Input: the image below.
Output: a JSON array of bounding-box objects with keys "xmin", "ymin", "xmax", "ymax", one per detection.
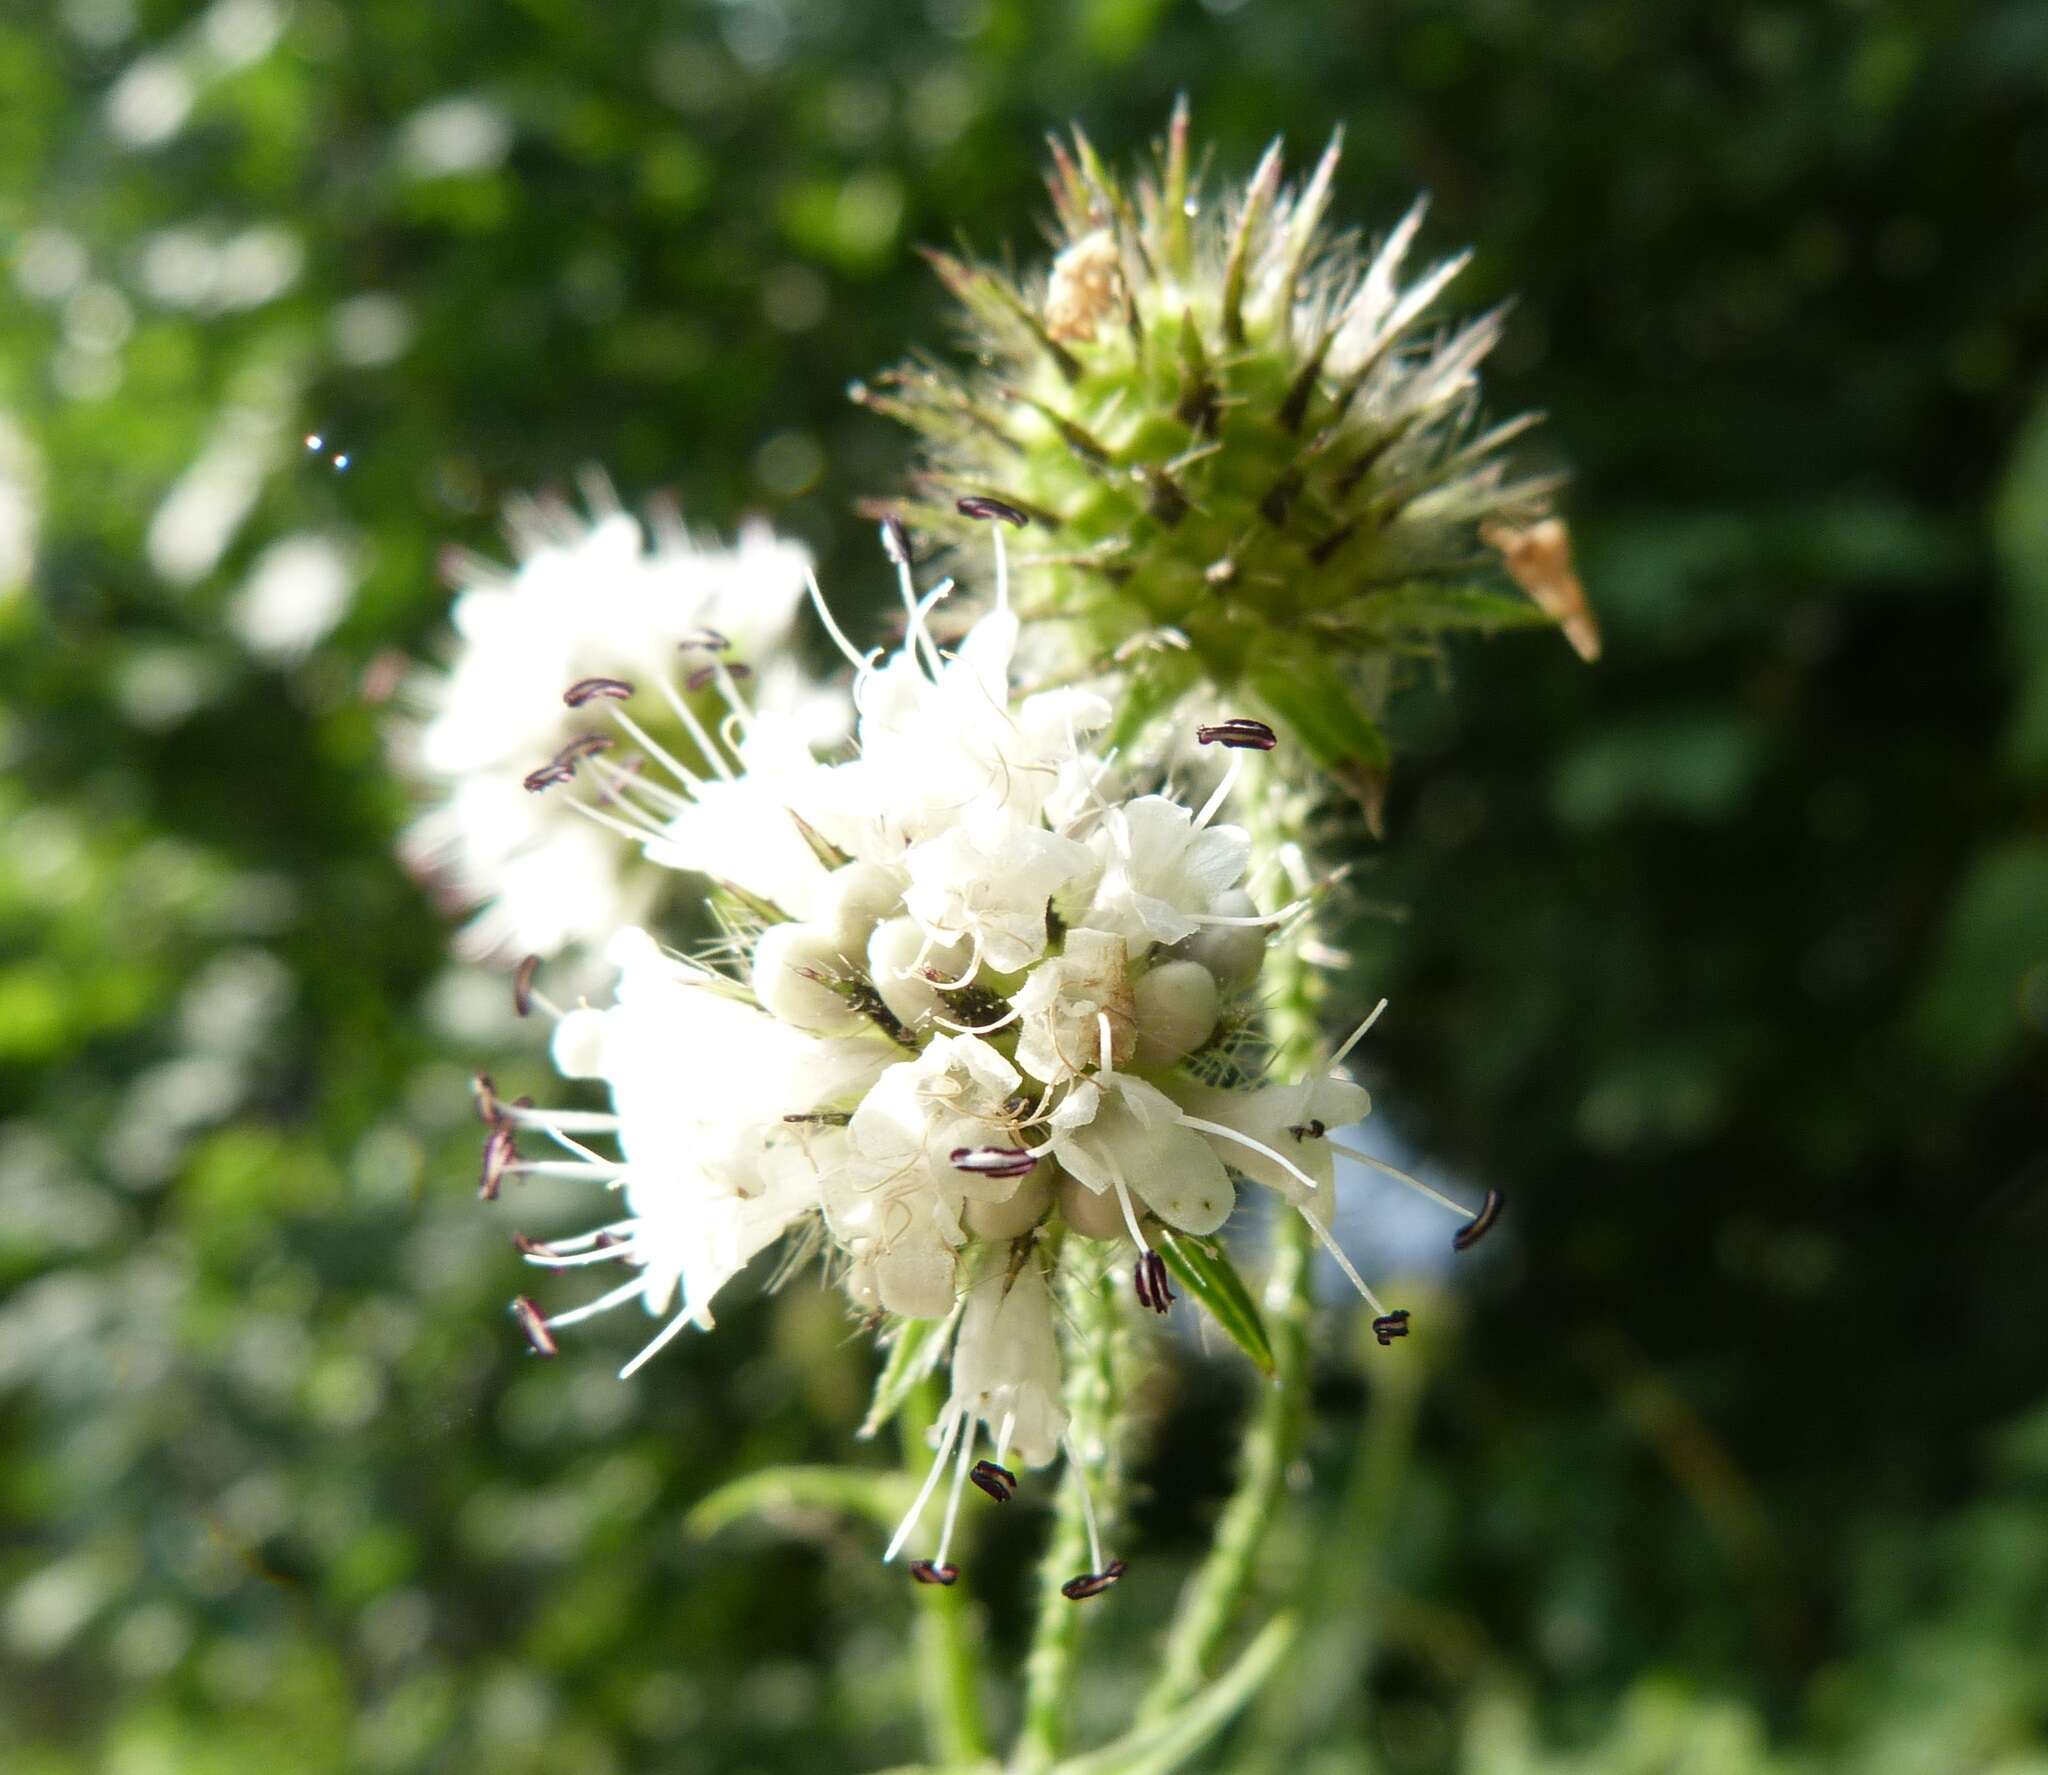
[{"xmin": 860, "ymin": 106, "xmax": 1593, "ymax": 810}]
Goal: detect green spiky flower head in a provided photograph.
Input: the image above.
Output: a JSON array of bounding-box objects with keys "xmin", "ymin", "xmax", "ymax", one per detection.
[{"xmin": 859, "ymin": 101, "xmax": 1595, "ymax": 817}]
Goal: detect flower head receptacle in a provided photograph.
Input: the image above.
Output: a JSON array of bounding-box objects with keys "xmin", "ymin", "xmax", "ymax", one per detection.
[{"xmin": 858, "ymin": 100, "xmax": 1597, "ymax": 820}]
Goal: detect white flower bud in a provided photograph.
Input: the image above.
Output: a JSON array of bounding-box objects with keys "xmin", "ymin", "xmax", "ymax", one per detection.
[
  {"xmin": 551, "ymin": 1005, "xmax": 608, "ymax": 1078},
  {"xmin": 865, "ymin": 915, "xmax": 969, "ymax": 1034},
  {"xmin": 1168, "ymin": 888, "xmax": 1266, "ymax": 988},
  {"xmin": 818, "ymin": 861, "xmax": 906, "ymax": 952},
  {"xmin": 1132, "ymin": 959, "xmax": 1220, "ymax": 1070},
  {"xmin": 1057, "ymin": 1167, "xmax": 1129, "ymax": 1242},
  {"xmin": 965, "ymin": 1174, "xmax": 1052, "ymax": 1240},
  {"xmin": 751, "ymin": 921, "xmax": 867, "ymax": 1035}
]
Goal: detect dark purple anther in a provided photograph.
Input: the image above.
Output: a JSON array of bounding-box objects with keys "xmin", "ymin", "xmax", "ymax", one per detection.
[
  {"xmin": 1133, "ymin": 1250, "xmax": 1174, "ymax": 1315},
  {"xmin": 1061, "ymin": 1559, "xmax": 1127, "ymax": 1601},
  {"xmin": 473, "ymin": 1073, "xmax": 500, "ymax": 1125},
  {"xmin": 949, "ymin": 1146, "xmax": 1039, "ymax": 1180},
  {"xmin": 1372, "ymin": 1309, "xmax": 1412, "ymax": 1347},
  {"xmin": 684, "ymin": 661, "xmax": 754, "ymax": 693},
  {"xmin": 1196, "ymin": 718, "xmax": 1278, "ymax": 751},
  {"xmin": 969, "ymin": 1460, "xmax": 1018, "ymax": 1504},
  {"xmin": 909, "ymin": 1560, "xmax": 960, "ymax": 1586},
  {"xmin": 512, "ymin": 954, "xmax": 540, "ymax": 1018},
  {"xmin": 955, "ymin": 495, "xmax": 1029, "ymax": 528},
  {"xmin": 523, "ymin": 733, "xmax": 613, "ymax": 792},
  {"xmin": 562, "ymin": 676, "xmax": 635, "ymax": 707},
  {"xmin": 479, "ymin": 1123, "xmax": 519, "ymax": 1201},
  {"xmin": 1452, "ymin": 1188, "xmax": 1505, "ymax": 1253},
  {"xmin": 677, "ymin": 628, "xmax": 730, "ymax": 652},
  {"xmin": 879, "ymin": 512, "xmax": 914, "ymax": 566},
  {"xmin": 509, "ymin": 1295, "xmax": 557, "ymax": 1357}
]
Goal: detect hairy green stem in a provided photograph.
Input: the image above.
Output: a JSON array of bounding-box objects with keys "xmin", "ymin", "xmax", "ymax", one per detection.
[
  {"xmin": 1238, "ymin": 1327, "xmax": 1425, "ymax": 1768},
  {"xmin": 1016, "ymin": 1255, "xmax": 1126, "ymax": 1773},
  {"xmin": 900, "ymin": 1379, "xmax": 992, "ymax": 1768},
  {"xmin": 1140, "ymin": 788, "xmax": 1329, "ymax": 1724}
]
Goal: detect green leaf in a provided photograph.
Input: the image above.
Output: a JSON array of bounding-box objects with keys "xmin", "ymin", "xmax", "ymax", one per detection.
[
  {"xmin": 860, "ymin": 1312, "xmax": 951, "ymax": 1441},
  {"xmin": 685, "ymin": 1465, "xmax": 916, "ymax": 1541},
  {"xmin": 1911, "ymin": 838, "xmax": 2048, "ymax": 1079},
  {"xmin": 1157, "ymin": 1232, "xmax": 1275, "ymax": 1378},
  {"xmin": 1051, "ymin": 1613, "xmax": 1296, "ymax": 1775}
]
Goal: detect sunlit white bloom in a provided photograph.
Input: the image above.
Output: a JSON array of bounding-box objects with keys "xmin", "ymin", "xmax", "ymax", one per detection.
[
  {"xmin": 902, "ymin": 814, "xmax": 1095, "ymax": 975},
  {"xmin": 474, "ymin": 518, "xmax": 1503, "ymax": 1588},
  {"xmin": 1084, "ymin": 793, "xmax": 1253, "ymax": 948},
  {"xmin": 397, "ymin": 490, "xmax": 824, "ymax": 961}
]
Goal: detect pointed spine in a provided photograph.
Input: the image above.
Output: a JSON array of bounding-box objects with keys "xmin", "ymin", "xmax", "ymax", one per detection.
[
  {"xmin": 1159, "ymin": 94, "xmax": 1193, "ymax": 278},
  {"xmin": 1221, "ymin": 138, "xmax": 1285, "ymax": 347},
  {"xmin": 920, "ymin": 246, "xmax": 1082, "ymax": 385}
]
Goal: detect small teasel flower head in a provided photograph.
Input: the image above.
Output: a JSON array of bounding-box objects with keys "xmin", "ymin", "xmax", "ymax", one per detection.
[
  {"xmin": 857, "ymin": 100, "xmax": 1597, "ymax": 816},
  {"xmin": 476, "ymin": 525, "xmax": 1507, "ymax": 1574},
  {"xmin": 393, "ymin": 476, "xmax": 837, "ymax": 962}
]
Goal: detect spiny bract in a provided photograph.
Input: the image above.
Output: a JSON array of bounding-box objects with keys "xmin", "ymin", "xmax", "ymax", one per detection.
[{"xmin": 859, "ymin": 100, "xmax": 1595, "ymax": 818}]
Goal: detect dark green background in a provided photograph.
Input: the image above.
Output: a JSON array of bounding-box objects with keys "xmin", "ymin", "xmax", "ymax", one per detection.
[{"xmin": 3, "ymin": 1, "xmax": 2045, "ymax": 1769}]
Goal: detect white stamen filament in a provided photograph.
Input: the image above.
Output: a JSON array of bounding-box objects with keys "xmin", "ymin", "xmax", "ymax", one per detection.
[
  {"xmin": 1175, "ymin": 1113, "xmax": 1321, "ymax": 1192},
  {"xmin": 920, "ymin": 930, "xmax": 985, "ymax": 992},
  {"xmin": 509, "ymin": 1159, "xmax": 629, "ymax": 1182},
  {"xmin": 499, "ymin": 1106, "xmax": 621, "ymax": 1135},
  {"xmin": 1329, "ymin": 1140, "xmax": 1477, "ymax": 1220},
  {"xmin": 648, "ymin": 671, "xmax": 737, "ymax": 784},
  {"xmin": 1195, "ymin": 749, "xmax": 1243, "ymax": 831},
  {"xmin": 934, "ymin": 1007, "xmax": 1021, "ymax": 1036},
  {"xmin": 534, "ymin": 1219, "xmax": 636, "ymax": 1253},
  {"xmin": 568, "ymin": 796, "xmax": 668, "ymax": 848},
  {"xmin": 608, "ymin": 704, "xmax": 709, "ymax": 794},
  {"xmin": 619, "ymin": 1302, "xmax": 707, "ymax": 1378},
  {"xmin": 545, "ymin": 1275, "xmax": 649, "ymax": 1329},
  {"xmin": 1295, "ymin": 1205, "xmax": 1392, "ymax": 1317},
  {"xmin": 898, "ymin": 555, "xmax": 944, "ymax": 678},
  {"xmin": 1062, "ymin": 1430, "xmax": 1106, "ymax": 1574},
  {"xmin": 885, "ymin": 1409, "xmax": 964, "ymax": 1563},
  {"xmin": 1183, "ymin": 896, "xmax": 1309, "ymax": 928},
  {"xmin": 1328, "ymin": 997, "xmax": 1390, "ymax": 1070},
  {"xmin": 522, "ymin": 1241, "xmax": 637, "ymax": 1269},
  {"xmin": 1109, "ymin": 1164, "xmax": 1151, "ymax": 1252},
  {"xmin": 932, "ymin": 1413, "xmax": 978, "ymax": 1569},
  {"xmin": 808, "ymin": 569, "xmax": 874, "ymax": 673}
]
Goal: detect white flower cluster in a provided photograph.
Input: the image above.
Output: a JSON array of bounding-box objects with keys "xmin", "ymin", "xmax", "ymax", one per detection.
[
  {"xmin": 397, "ymin": 488, "xmax": 826, "ymax": 962},
  {"xmin": 472, "ymin": 519, "xmax": 1495, "ymax": 1588}
]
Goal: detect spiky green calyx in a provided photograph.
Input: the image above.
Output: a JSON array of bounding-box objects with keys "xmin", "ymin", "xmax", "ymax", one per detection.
[{"xmin": 859, "ymin": 101, "xmax": 1594, "ymax": 813}]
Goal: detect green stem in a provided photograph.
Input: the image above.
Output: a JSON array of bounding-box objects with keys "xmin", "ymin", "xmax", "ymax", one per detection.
[
  {"xmin": 1139, "ymin": 1211, "xmax": 1314, "ymax": 1723},
  {"xmin": 1017, "ymin": 1256, "xmax": 1125, "ymax": 1773},
  {"xmin": 1238, "ymin": 1328, "xmax": 1425, "ymax": 1769},
  {"xmin": 900, "ymin": 1380, "xmax": 992, "ymax": 1768},
  {"xmin": 1140, "ymin": 787, "xmax": 1328, "ymax": 1723}
]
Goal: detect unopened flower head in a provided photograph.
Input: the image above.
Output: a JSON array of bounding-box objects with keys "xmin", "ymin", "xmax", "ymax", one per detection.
[
  {"xmin": 857, "ymin": 100, "xmax": 1596, "ymax": 817},
  {"xmin": 478, "ymin": 519, "xmax": 1504, "ymax": 1583},
  {"xmin": 396, "ymin": 482, "xmax": 829, "ymax": 961}
]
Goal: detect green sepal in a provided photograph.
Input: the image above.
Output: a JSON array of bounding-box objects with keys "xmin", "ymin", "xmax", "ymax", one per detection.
[
  {"xmin": 1245, "ymin": 647, "xmax": 1392, "ymax": 774},
  {"xmin": 1105, "ymin": 647, "xmax": 1203, "ymax": 755},
  {"xmin": 859, "ymin": 1311, "xmax": 952, "ymax": 1440},
  {"xmin": 685, "ymin": 1464, "xmax": 917, "ymax": 1540},
  {"xmin": 1358, "ymin": 583, "xmax": 1555, "ymax": 636},
  {"xmin": 1157, "ymin": 1232, "xmax": 1276, "ymax": 1379}
]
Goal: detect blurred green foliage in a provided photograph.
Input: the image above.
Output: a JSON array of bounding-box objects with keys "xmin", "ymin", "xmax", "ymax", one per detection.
[{"xmin": 3, "ymin": 0, "xmax": 2045, "ymax": 1770}]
